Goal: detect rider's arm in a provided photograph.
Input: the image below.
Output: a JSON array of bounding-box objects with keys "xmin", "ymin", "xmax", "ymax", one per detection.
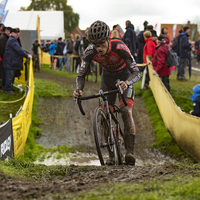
[
  {"xmin": 124, "ymin": 56, "xmax": 141, "ymax": 86},
  {"xmin": 76, "ymin": 45, "xmax": 96, "ymax": 91}
]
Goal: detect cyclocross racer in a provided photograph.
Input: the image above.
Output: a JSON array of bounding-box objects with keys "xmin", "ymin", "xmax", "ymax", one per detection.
[{"xmin": 73, "ymin": 20, "xmax": 141, "ymax": 165}]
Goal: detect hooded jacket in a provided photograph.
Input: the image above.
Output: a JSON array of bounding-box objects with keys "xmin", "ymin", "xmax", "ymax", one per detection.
[
  {"xmin": 122, "ymin": 24, "xmax": 136, "ymax": 56},
  {"xmin": 143, "ymin": 37, "xmax": 157, "ymax": 63},
  {"xmin": 152, "ymin": 43, "xmax": 171, "ymax": 77}
]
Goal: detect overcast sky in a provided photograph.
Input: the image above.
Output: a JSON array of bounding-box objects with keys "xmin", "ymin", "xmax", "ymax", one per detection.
[{"xmin": 5, "ymin": 0, "xmax": 200, "ymax": 34}]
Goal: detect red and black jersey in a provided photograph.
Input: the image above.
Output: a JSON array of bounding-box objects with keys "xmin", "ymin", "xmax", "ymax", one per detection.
[{"xmin": 76, "ymin": 39, "xmax": 141, "ymax": 91}]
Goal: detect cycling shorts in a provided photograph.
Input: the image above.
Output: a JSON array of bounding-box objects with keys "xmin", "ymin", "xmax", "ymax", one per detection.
[{"xmin": 100, "ymin": 68, "xmax": 134, "ymax": 108}]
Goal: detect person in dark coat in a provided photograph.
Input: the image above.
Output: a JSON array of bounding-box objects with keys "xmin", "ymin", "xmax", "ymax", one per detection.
[
  {"xmin": 178, "ymin": 26, "xmax": 191, "ymax": 81},
  {"xmin": 122, "ymin": 20, "xmax": 137, "ymax": 58},
  {"xmin": 0, "ymin": 27, "xmax": 12, "ymax": 90},
  {"xmin": 152, "ymin": 35, "xmax": 171, "ymax": 92},
  {"xmin": 3, "ymin": 28, "xmax": 32, "ymax": 95},
  {"xmin": 55, "ymin": 37, "xmax": 66, "ymax": 71}
]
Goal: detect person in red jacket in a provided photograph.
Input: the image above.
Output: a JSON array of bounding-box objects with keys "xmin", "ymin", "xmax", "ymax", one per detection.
[
  {"xmin": 152, "ymin": 34, "xmax": 171, "ymax": 92},
  {"xmin": 143, "ymin": 31, "xmax": 157, "ymax": 88},
  {"xmin": 143, "ymin": 31, "xmax": 157, "ymax": 63}
]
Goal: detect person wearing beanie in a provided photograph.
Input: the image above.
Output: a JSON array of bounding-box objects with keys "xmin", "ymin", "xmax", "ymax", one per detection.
[
  {"xmin": 190, "ymin": 84, "xmax": 200, "ymax": 117},
  {"xmin": 178, "ymin": 26, "xmax": 191, "ymax": 81},
  {"xmin": 152, "ymin": 34, "xmax": 171, "ymax": 92}
]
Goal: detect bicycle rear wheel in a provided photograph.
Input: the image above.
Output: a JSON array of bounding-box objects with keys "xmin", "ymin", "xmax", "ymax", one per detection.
[{"xmin": 93, "ymin": 107, "xmax": 118, "ymax": 165}]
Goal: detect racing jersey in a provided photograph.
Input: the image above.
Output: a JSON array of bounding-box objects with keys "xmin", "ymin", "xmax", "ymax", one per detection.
[{"xmin": 76, "ymin": 39, "xmax": 141, "ymax": 91}]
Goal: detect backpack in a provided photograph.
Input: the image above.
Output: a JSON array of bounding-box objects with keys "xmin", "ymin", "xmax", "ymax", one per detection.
[{"xmin": 162, "ymin": 45, "xmax": 177, "ymax": 67}]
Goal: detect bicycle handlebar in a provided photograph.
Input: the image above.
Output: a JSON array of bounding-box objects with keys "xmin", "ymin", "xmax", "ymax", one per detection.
[{"xmin": 76, "ymin": 80, "xmax": 127, "ymax": 115}]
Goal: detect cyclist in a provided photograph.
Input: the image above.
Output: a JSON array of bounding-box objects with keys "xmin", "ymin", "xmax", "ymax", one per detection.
[
  {"xmin": 32, "ymin": 39, "xmax": 40, "ymax": 71},
  {"xmin": 73, "ymin": 20, "xmax": 141, "ymax": 165}
]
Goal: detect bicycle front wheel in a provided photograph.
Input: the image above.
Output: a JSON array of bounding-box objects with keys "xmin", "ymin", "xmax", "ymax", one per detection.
[{"xmin": 93, "ymin": 107, "xmax": 118, "ymax": 165}]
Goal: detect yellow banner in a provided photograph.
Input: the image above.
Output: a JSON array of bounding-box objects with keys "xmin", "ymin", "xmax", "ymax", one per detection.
[
  {"xmin": 148, "ymin": 63, "xmax": 200, "ymax": 161},
  {"xmin": 12, "ymin": 60, "xmax": 35, "ymax": 157},
  {"xmin": 12, "ymin": 114, "xmax": 25, "ymax": 156},
  {"xmin": 22, "ymin": 60, "xmax": 34, "ymax": 144}
]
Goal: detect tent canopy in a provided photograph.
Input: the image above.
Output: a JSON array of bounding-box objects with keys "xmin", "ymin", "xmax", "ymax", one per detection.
[{"xmin": 4, "ymin": 11, "xmax": 65, "ymax": 40}]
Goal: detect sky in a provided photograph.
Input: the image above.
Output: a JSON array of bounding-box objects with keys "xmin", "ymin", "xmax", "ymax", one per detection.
[{"xmin": 4, "ymin": 0, "xmax": 200, "ymax": 35}]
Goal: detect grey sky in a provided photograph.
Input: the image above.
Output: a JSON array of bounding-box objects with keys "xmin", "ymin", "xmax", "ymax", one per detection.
[{"xmin": 5, "ymin": 0, "xmax": 200, "ymax": 34}]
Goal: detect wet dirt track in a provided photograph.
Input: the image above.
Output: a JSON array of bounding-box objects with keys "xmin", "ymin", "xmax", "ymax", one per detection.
[{"xmin": 0, "ymin": 69, "xmax": 187, "ymax": 200}]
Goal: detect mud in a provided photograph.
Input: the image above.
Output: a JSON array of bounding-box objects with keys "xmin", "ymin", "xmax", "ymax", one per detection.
[{"xmin": 0, "ymin": 69, "xmax": 188, "ymax": 200}]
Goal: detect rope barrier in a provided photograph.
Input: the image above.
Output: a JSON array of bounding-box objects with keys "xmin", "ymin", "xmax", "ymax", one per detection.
[
  {"xmin": 0, "ymin": 85, "xmax": 26, "ymax": 104},
  {"xmin": 0, "ymin": 91, "xmax": 26, "ymax": 104}
]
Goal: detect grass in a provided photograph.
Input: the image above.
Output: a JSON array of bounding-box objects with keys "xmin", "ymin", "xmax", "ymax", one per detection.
[{"xmin": 0, "ymin": 85, "xmax": 25, "ymax": 124}]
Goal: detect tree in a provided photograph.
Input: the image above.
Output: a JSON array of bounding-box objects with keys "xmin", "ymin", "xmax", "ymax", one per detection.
[{"xmin": 20, "ymin": 0, "xmax": 79, "ymax": 37}]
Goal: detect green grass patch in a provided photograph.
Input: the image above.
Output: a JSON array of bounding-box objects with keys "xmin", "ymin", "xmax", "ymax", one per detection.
[{"xmin": 66, "ymin": 176, "xmax": 200, "ymax": 200}]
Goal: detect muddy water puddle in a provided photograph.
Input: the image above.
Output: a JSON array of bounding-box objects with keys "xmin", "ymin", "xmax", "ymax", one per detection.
[{"xmin": 35, "ymin": 97, "xmax": 176, "ymax": 166}]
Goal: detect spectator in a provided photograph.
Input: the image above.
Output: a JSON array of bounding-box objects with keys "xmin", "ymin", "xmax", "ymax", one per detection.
[
  {"xmin": 143, "ymin": 31, "xmax": 157, "ymax": 64},
  {"xmin": 152, "ymin": 34, "xmax": 171, "ymax": 92},
  {"xmin": 178, "ymin": 26, "xmax": 191, "ymax": 81},
  {"xmin": 74, "ymin": 34, "xmax": 81, "ymax": 73},
  {"xmin": 0, "ymin": 23, "xmax": 4, "ymax": 35},
  {"xmin": 143, "ymin": 31, "xmax": 157, "ymax": 88},
  {"xmin": 122, "ymin": 20, "xmax": 137, "ymax": 58},
  {"xmin": 55, "ymin": 37, "xmax": 66, "ymax": 71},
  {"xmin": 161, "ymin": 27, "xmax": 171, "ymax": 44},
  {"xmin": 176, "ymin": 26, "xmax": 184, "ymax": 79},
  {"xmin": 190, "ymin": 84, "xmax": 200, "ymax": 117},
  {"xmin": 110, "ymin": 30, "xmax": 120, "ymax": 39},
  {"xmin": 48, "ymin": 40, "xmax": 57, "ymax": 70},
  {"xmin": 0, "ymin": 27, "xmax": 12, "ymax": 90},
  {"xmin": 65, "ymin": 34, "xmax": 74, "ymax": 73},
  {"xmin": 3, "ymin": 28, "xmax": 32, "ymax": 95},
  {"xmin": 32, "ymin": 39, "xmax": 41, "ymax": 71},
  {"xmin": 195, "ymin": 36, "xmax": 200, "ymax": 65},
  {"xmin": 109, "ymin": 24, "xmax": 122, "ymax": 38},
  {"xmin": 136, "ymin": 20, "xmax": 148, "ymax": 64}
]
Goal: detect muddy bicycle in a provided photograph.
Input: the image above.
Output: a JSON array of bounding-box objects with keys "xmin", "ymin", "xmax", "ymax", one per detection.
[{"xmin": 76, "ymin": 80, "xmax": 127, "ymax": 165}]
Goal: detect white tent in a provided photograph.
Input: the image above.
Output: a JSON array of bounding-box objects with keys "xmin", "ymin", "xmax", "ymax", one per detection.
[{"xmin": 4, "ymin": 11, "xmax": 65, "ymax": 40}]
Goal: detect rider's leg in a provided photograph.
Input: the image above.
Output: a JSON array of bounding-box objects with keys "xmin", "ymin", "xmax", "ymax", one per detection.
[{"xmin": 120, "ymin": 104, "xmax": 136, "ymax": 165}]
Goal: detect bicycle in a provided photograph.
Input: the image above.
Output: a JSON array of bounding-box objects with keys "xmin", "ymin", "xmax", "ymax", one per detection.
[
  {"xmin": 76, "ymin": 80, "xmax": 127, "ymax": 165},
  {"xmin": 86, "ymin": 61, "xmax": 97, "ymax": 83}
]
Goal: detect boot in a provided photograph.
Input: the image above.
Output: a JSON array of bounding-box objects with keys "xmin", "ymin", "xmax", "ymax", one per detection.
[{"xmin": 124, "ymin": 134, "xmax": 135, "ymax": 165}]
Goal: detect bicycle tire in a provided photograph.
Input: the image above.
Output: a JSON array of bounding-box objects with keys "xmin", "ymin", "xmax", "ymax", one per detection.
[
  {"xmin": 112, "ymin": 105, "xmax": 125, "ymax": 165},
  {"xmin": 93, "ymin": 107, "xmax": 118, "ymax": 165}
]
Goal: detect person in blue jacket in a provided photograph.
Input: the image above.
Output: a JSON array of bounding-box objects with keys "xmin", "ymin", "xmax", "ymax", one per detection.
[
  {"xmin": 3, "ymin": 28, "xmax": 32, "ymax": 95},
  {"xmin": 190, "ymin": 84, "xmax": 200, "ymax": 117},
  {"xmin": 48, "ymin": 40, "xmax": 57, "ymax": 70}
]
